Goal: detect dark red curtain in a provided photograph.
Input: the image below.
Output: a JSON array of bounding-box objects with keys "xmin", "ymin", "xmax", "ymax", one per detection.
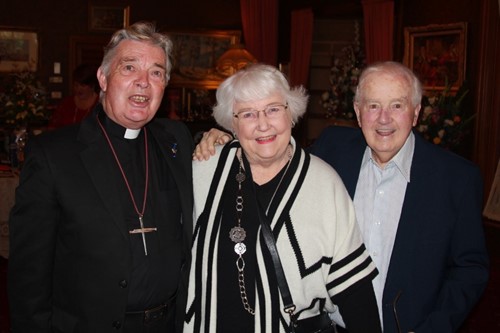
[
  {"xmin": 240, "ymin": 0, "xmax": 279, "ymax": 66},
  {"xmin": 290, "ymin": 8, "xmax": 314, "ymax": 86},
  {"xmin": 362, "ymin": 0, "xmax": 394, "ymax": 64}
]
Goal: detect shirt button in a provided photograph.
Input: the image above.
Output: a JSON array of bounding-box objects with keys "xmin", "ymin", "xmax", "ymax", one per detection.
[
  {"xmin": 372, "ymin": 251, "xmax": 378, "ymax": 257},
  {"xmin": 378, "ymin": 190, "xmax": 384, "ymax": 195},
  {"xmin": 118, "ymin": 279, "xmax": 128, "ymax": 288},
  {"xmin": 375, "ymin": 220, "xmax": 381, "ymax": 225}
]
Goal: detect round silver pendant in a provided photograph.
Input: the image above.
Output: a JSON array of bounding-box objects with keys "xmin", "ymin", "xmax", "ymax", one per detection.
[
  {"xmin": 234, "ymin": 242, "xmax": 247, "ymax": 255},
  {"xmin": 229, "ymin": 226, "xmax": 247, "ymax": 243},
  {"xmin": 236, "ymin": 172, "xmax": 246, "ymax": 183}
]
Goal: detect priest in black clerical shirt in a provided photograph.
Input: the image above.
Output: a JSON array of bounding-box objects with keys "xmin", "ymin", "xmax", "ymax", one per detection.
[{"xmin": 8, "ymin": 22, "xmax": 194, "ymax": 333}]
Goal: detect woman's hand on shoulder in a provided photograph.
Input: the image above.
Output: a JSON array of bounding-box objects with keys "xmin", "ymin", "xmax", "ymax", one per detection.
[{"xmin": 192, "ymin": 128, "xmax": 232, "ymax": 161}]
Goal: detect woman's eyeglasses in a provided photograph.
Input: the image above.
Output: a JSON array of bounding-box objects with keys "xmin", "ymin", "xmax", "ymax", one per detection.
[{"xmin": 233, "ymin": 104, "xmax": 288, "ymax": 121}]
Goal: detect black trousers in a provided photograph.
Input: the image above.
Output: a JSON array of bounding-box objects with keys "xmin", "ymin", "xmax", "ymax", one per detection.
[
  {"xmin": 123, "ymin": 303, "xmax": 175, "ymax": 333},
  {"xmin": 123, "ymin": 316, "xmax": 172, "ymax": 333}
]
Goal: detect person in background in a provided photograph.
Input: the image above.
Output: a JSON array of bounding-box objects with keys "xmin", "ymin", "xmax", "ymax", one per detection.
[
  {"xmin": 48, "ymin": 63, "xmax": 100, "ymax": 129},
  {"xmin": 193, "ymin": 61, "xmax": 489, "ymax": 333},
  {"xmin": 184, "ymin": 63, "xmax": 381, "ymax": 332},
  {"xmin": 8, "ymin": 21, "xmax": 194, "ymax": 332}
]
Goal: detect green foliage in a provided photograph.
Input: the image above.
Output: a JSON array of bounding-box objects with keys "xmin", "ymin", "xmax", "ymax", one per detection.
[{"xmin": 0, "ymin": 71, "xmax": 50, "ymax": 128}]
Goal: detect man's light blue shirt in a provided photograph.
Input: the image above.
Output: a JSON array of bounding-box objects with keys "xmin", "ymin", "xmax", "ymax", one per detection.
[{"xmin": 353, "ymin": 132, "xmax": 415, "ymax": 328}]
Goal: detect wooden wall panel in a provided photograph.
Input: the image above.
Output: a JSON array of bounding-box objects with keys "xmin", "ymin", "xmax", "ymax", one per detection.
[{"xmin": 474, "ymin": 0, "xmax": 500, "ymax": 211}]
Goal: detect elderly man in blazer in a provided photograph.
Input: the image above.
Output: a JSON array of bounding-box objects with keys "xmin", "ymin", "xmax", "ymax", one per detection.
[
  {"xmin": 311, "ymin": 61, "xmax": 489, "ymax": 332},
  {"xmin": 8, "ymin": 22, "xmax": 193, "ymax": 332}
]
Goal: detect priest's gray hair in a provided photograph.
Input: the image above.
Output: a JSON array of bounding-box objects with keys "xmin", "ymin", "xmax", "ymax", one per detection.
[{"xmin": 99, "ymin": 21, "xmax": 173, "ymax": 81}]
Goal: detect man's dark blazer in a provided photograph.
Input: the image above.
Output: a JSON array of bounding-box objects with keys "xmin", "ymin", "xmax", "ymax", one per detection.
[
  {"xmin": 8, "ymin": 106, "xmax": 194, "ymax": 332},
  {"xmin": 311, "ymin": 126, "xmax": 489, "ymax": 332}
]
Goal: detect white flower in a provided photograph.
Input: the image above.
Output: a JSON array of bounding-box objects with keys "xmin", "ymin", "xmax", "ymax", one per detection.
[
  {"xmin": 422, "ymin": 106, "xmax": 433, "ymax": 119},
  {"xmin": 321, "ymin": 91, "xmax": 330, "ymax": 101},
  {"xmin": 418, "ymin": 125, "xmax": 428, "ymax": 132},
  {"xmin": 444, "ymin": 119, "xmax": 455, "ymax": 126}
]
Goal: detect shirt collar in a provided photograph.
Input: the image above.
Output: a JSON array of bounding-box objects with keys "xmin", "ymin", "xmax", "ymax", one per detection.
[
  {"xmin": 124, "ymin": 128, "xmax": 141, "ymax": 139},
  {"xmin": 362, "ymin": 132, "xmax": 415, "ymax": 182},
  {"xmin": 102, "ymin": 111, "xmax": 142, "ymax": 140}
]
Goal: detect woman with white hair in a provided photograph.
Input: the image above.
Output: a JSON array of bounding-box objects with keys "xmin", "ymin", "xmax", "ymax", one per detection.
[{"xmin": 184, "ymin": 64, "xmax": 381, "ymax": 332}]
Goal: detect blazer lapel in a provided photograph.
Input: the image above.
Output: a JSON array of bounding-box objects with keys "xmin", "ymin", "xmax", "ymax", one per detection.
[
  {"xmin": 78, "ymin": 111, "xmax": 130, "ymax": 240},
  {"xmin": 383, "ymin": 134, "xmax": 435, "ymax": 301}
]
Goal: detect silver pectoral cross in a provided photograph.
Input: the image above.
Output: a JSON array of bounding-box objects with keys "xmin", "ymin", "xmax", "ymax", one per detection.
[{"xmin": 129, "ymin": 215, "xmax": 157, "ymax": 256}]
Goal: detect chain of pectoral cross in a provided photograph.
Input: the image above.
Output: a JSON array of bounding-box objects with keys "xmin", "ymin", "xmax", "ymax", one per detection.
[{"xmin": 97, "ymin": 116, "xmax": 157, "ymax": 255}]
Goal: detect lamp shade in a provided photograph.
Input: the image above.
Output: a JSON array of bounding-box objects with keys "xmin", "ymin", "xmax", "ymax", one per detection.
[{"xmin": 216, "ymin": 44, "xmax": 257, "ymax": 77}]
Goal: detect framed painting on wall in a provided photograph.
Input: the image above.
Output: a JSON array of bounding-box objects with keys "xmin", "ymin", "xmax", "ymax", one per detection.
[
  {"xmin": 167, "ymin": 30, "xmax": 241, "ymax": 89},
  {"xmin": 484, "ymin": 159, "xmax": 500, "ymax": 222},
  {"xmin": 88, "ymin": 4, "xmax": 130, "ymax": 32},
  {"xmin": 404, "ymin": 22, "xmax": 467, "ymax": 91},
  {"xmin": 0, "ymin": 28, "xmax": 38, "ymax": 72}
]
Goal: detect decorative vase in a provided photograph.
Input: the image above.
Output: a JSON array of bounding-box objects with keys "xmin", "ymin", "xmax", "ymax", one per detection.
[{"xmin": 8, "ymin": 126, "xmax": 28, "ymax": 169}]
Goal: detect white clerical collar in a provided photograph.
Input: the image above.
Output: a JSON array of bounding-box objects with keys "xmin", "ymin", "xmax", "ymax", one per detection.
[{"xmin": 124, "ymin": 128, "xmax": 141, "ymax": 139}]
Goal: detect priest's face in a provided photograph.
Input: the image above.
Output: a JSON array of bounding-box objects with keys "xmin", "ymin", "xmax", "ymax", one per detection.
[{"xmin": 97, "ymin": 39, "xmax": 168, "ymax": 129}]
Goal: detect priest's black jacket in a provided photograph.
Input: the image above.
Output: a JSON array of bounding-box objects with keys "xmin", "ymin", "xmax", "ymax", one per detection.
[{"xmin": 7, "ymin": 105, "xmax": 194, "ymax": 332}]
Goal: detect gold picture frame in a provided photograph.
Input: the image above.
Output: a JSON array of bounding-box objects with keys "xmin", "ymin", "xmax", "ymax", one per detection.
[
  {"xmin": 167, "ymin": 30, "xmax": 241, "ymax": 89},
  {"xmin": 484, "ymin": 159, "xmax": 500, "ymax": 222},
  {"xmin": 404, "ymin": 22, "xmax": 467, "ymax": 91},
  {"xmin": 0, "ymin": 27, "xmax": 38, "ymax": 72},
  {"xmin": 88, "ymin": 4, "xmax": 130, "ymax": 32}
]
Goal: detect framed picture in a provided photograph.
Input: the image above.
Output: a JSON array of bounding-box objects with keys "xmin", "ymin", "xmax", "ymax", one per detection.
[
  {"xmin": 88, "ymin": 4, "xmax": 130, "ymax": 32},
  {"xmin": 404, "ymin": 22, "xmax": 467, "ymax": 91},
  {"xmin": 0, "ymin": 28, "xmax": 38, "ymax": 72},
  {"xmin": 167, "ymin": 30, "xmax": 241, "ymax": 89},
  {"xmin": 484, "ymin": 159, "xmax": 500, "ymax": 222}
]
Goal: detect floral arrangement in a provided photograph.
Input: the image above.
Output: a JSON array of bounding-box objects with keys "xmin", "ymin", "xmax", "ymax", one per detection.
[
  {"xmin": 320, "ymin": 21, "xmax": 365, "ymax": 120},
  {"xmin": 0, "ymin": 70, "xmax": 49, "ymax": 128},
  {"xmin": 416, "ymin": 83, "xmax": 475, "ymax": 150}
]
